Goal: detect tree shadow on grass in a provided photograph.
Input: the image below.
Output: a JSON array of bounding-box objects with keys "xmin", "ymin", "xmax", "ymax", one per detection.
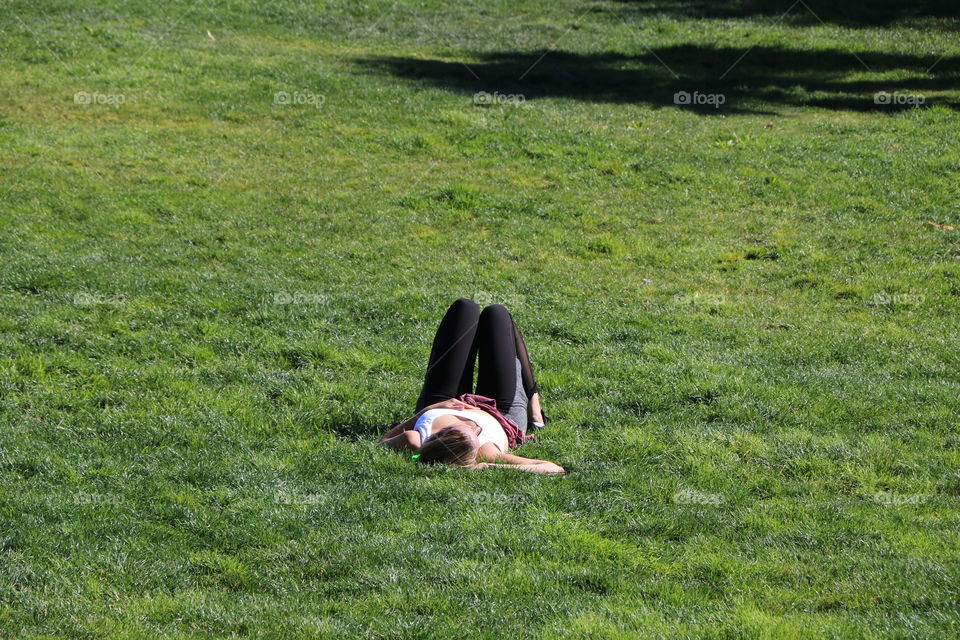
[
  {"xmin": 611, "ymin": 0, "xmax": 960, "ymax": 30},
  {"xmin": 358, "ymin": 44, "xmax": 959, "ymax": 115}
]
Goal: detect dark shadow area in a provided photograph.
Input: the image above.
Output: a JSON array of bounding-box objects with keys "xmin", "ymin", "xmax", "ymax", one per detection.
[
  {"xmin": 331, "ymin": 422, "xmax": 395, "ymax": 439},
  {"xmin": 359, "ymin": 45, "xmax": 959, "ymax": 114},
  {"xmin": 613, "ymin": 0, "xmax": 960, "ymax": 30}
]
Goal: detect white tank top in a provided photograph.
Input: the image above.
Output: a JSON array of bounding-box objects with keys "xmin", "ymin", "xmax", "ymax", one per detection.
[{"xmin": 413, "ymin": 408, "xmax": 508, "ymax": 452}]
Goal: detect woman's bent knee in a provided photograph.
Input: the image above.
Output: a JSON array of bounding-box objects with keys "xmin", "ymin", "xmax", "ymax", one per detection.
[{"xmin": 450, "ymin": 297, "xmax": 480, "ymax": 313}]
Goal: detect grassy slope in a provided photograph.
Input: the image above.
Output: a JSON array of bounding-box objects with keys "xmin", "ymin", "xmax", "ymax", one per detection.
[{"xmin": 1, "ymin": 0, "xmax": 959, "ymax": 637}]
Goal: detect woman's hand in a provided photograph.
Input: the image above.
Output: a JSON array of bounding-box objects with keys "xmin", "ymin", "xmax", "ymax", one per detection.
[{"xmin": 426, "ymin": 398, "xmax": 474, "ymax": 411}]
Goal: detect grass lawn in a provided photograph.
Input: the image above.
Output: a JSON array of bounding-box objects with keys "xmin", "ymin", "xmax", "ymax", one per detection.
[{"xmin": 2, "ymin": 0, "xmax": 959, "ymax": 637}]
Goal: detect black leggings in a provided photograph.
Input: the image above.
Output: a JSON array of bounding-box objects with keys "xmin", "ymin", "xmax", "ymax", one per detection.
[{"xmin": 415, "ymin": 298, "xmax": 538, "ymax": 431}]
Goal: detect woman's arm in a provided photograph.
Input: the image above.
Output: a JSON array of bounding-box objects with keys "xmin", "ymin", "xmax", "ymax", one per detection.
[
  {"xmin": 379, "ymin": 421, "xmax": 407, "ymax": 441},
  {"xmin": 378, "ymin": 398, "xmax": 474, "ymax": 442},
  {"xmin": 475, "ymin": 446, "xmax": 565, "ymax": 474},
  {"xmin": 379, "ymin": 430, "xmax": 422, "ymax": 452},
  {"xmin": 475, "ymin": 461, "xmax": 565, "ymax": 474},
  {"xmin": 378, "ymin": 407, "xmax": 430, "ymax": 442}
]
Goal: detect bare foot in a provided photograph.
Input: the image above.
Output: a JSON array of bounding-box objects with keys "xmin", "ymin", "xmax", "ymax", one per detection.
[{"xmin": 529, "ymin": 392, "xmax": 544, "ymax": 425}]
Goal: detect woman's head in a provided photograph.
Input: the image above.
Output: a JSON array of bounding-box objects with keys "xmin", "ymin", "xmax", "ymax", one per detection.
[{"xmin": 416, "ymin": 423, "xmax": 480, "ymax": 467}]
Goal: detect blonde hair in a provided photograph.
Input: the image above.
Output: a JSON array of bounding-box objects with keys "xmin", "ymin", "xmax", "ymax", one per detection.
[{"xmin": 417, "ymin": 428, "xmax": 477, "ymax": 467}]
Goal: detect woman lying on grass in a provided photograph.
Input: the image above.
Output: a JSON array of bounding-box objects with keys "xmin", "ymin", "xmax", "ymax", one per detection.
[{"xmin": 379, "ymin": 298, "xmax": 565, "ymax": 474}]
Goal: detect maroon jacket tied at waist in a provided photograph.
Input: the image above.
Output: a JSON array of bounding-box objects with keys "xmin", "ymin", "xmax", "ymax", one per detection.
[{"xmin": 457, "ymin": 393, "xmax": 533, "ymax": 449}]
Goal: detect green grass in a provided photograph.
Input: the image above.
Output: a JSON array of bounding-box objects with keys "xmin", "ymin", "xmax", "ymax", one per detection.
[{"xmin": 2, "ymin": 0, "xmax": 960, "ymax": 637}]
